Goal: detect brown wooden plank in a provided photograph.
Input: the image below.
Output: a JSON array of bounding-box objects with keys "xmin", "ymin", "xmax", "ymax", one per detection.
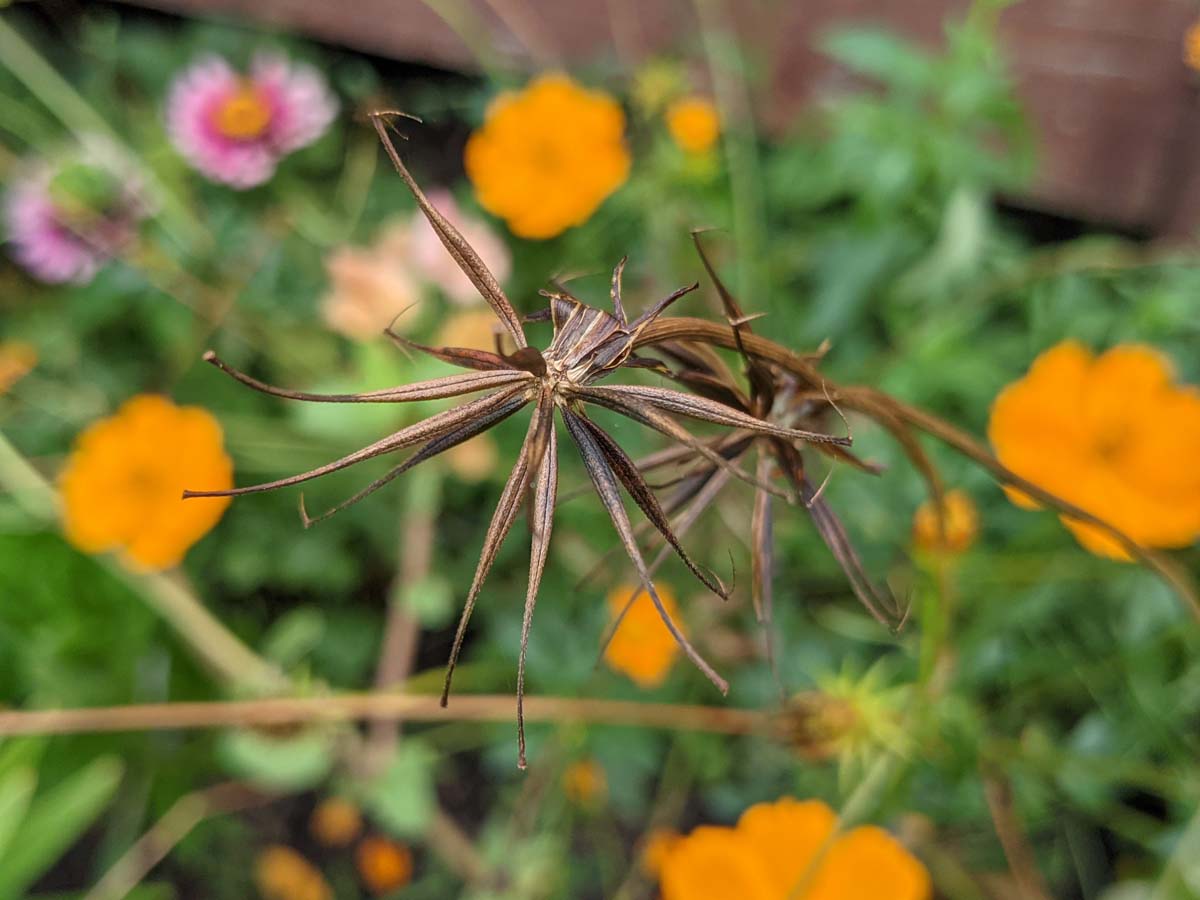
[{"xmin": 116, "ymin": 0, "xmax": 1200, "ymax": 232}]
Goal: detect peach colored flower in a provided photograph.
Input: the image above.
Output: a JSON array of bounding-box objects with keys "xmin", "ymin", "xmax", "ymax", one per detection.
[
  {"xmin": 912, "ymin": 488, "xmax": 979, "ymax": 555},
  {"xmin": 659, "ymin": 798, "xmax": 930, "ymax": 900},
  {"xmin": 988, "ymin": 341, "xmax": 1200, "ymax": 559},
  {"xmin": 465, "ymin": 73, "xmax": 630, "ymax": 239},
  {"xmin": 320, "ymin": 222, "xmax": 421, "ymax": 341},
  {"xmin": 603, "ymin": 582, "xmax": 684, "ymax": 688},
  {"xmin": 409, "ymin": 189, "xmax": 510, "ymax": 305},
  {"xmin": 666, "ymin": 96, "xmax": 720, "ymax": 154},
  {"xmin": 436, "ymin": 309, "xmax": 502, "ymax": 352},
  {"xmin": 60, "ymin": 395, "xmax": 232, "ymax": 570}
]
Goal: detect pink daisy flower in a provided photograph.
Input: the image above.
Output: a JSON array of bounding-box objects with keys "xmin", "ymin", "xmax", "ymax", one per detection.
[
  {"xmin": 166, "ymin": 53, "xmax": 338, "ymax": 189},
  {"xmin": 4, "ymin": 157, "xmax": 146, "ymax": 285}
]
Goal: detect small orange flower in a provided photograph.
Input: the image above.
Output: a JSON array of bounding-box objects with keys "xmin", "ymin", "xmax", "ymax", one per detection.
[
  {"xmin": 309, "ymin": 797, "xmax": 362, "ymax": 848},
  {"xmin": 658, "ymin": 797, "xmax": 930, "ymax": 900},
  {"xmin": 1186, "ymin": 21, "xmax": 1200, "ymax": 71},
  {"xmin": 60, "ymin": 395, "xmax": 233, "ymax": 570},
  {"xmin": 641, "ymin": 828, "xmax": 682, "ymax": 877},
  {"xmin": 666, "ymin": 96, "xmax": 720, "ymax": 155},
  {"xmin": 989, "ymin": 341, "xmax": 1200, "ymax": 559},
  {"xmin": 562, "ymin": 758, "xmax": 607, "ymax": 806},
  {"xmin": 355, "ymin": 835, "xmax": 414, "ymax": 895},
  {"xmin": 603, "ymin": 582, "xmax": 684, "ymax": 688},
  {"xmin": 0, "ymin": 341, "xmax": 37, "ymax": 395},
  {"xmin": 912, "ymin": 488, "xmax": 979, "ymax": 555},
  {"xmin": 254, "ymin": 845, "xmax": 332, "ymax": 900},
  {"xmin": 465, "ymin": 73, "xmax": 631, "ymax": 239},
  {"xmin": 805, "ymin": 826, "xmax": 932, "ymax": 900}
]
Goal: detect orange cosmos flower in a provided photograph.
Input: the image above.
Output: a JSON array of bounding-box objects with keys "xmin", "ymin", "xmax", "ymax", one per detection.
[
  {"xmin": 666, "ymin": 96, "xmax": 720, "ymax": 155},
  {"xmin": 658, "ymin": 797, "xmax": 930, "ymax": 900},
  {"xmin": 0, "ymin": 341, "xmax": 37, "ymax": 395},
  {"xmin": 254, "ymin": 845, "xmax": 332, "ymax": 900},
  {"xmin": 59, "ymin": 395, "xmax": 233, "ymax": 570},
  {"xmin": 603, "ymin": 582, "xmax": 684, "ymax": 688},
  {"xmin": 465, "ymin": 73, "xmax": 630, "ymax": 239},
  {"xmin": 355, "ymin": 836, "xmax": 414, "ymax": 895},
  {"xmin": 912, "ymin": 488, "xmax": 979, "ymax": 555},
  {"xmin": 989, "ymin": 341, "xmax": 1200, "ymax": 559}
]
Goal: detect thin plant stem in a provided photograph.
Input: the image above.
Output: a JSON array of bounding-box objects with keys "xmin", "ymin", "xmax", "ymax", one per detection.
[
  {"xmin": 83, "ymin": 783, "xmax": 270, "ymax": 900},
  {"xmin": 691, "ymin": 0, "xmax": 768, "ymax": 308},
  {"xmin": 982, "ymin": 772, "xmax": 1053, "ymax": 900},
  {"xmin": 0, "ymin": 693, "xmax": 767, "ymax": 737},
  {"xmin": 364, "ymin": 471, "xmax": 442, "ymax": 772}
]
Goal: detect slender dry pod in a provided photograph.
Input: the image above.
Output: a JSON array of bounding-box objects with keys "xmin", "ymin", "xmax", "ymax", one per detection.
[{"xmin": 185, "ymin": 119, "xmax": 852, "ymax": 767}]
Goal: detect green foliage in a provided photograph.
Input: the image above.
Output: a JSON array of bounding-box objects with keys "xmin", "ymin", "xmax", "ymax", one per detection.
[{"xmin": 0, "ymin": 1, "xmax": 1197, "ymax": 897}]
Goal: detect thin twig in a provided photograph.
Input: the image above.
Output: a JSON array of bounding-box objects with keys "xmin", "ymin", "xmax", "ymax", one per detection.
[
  {"xmin": 0, "ymin": 693, "xmax": 767, "ymax": 737},
  {"xmin": 364, "ymin": 474, "xmax": 441, "ymax": 772},
  {"xmin": 982, "ymin": 772, "xmax": 1053, "ymax": 900},
  {"xmin": 84, "ymin": 782, "xmax": 271, "ymax": 900}
]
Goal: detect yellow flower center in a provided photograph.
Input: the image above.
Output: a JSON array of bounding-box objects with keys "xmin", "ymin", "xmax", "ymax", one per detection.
[{"xmin": 213, "ymin": 85, "xmax": 272, "ymax": 140}]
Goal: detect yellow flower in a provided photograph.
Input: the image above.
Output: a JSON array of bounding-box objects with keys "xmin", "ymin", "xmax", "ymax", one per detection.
[
  {"xmin": 309, "ymin": 797, "xmax": 362, "ymax": 848},
  {"xmin": 355, "ymin": 835, "xmax": 414, "ymax": 895},
  {"xmin": 912, "ymin": 488, "xmax": 978, "ymax": 555},
  {"xmin": 0, "ymin": 341, "xmax": 37, "ymax": 395},
  {"xmin": 562, "ymin": 758, "xmax": 607, "ymax": 806},
  {"xmin": 254, "ymin": 845, "xmax": 332, "ymax": 900},
  {"xmin": 465, "ymin": 73, "xmax": 631, "ymax": 239},
  {"xmin": 603, "ymin": 582, "xmax": 683, "ymax": 688},
  {"xmin": 666, "ymin": 96, "xmax": 720, "ymax": 155},
  {"xmin": 988, "ymin": 341, "xmax": 1200, "ymax": 559},
  {"xmin": 321, "ymin": 221, "xmax": 421, "ymax": 341},
  {"xmin": 1186, "ymin": 21, "xmax": 1200, "ymax": 71},
  {"xmin": 60, "ymin": 395, "xmax": 232, "ymax": 570},
  {"xmin": 658, "ymin": 797, "xmax": 930, "ymax": 900}
]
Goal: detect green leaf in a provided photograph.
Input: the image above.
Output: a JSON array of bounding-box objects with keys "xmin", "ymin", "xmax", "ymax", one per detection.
[
  {"xmin": 218, "ymin": 729, "xmax": 334, "ymax": 792},
  {"xmin": 0, "ymin": 766, "xmax": 37, "ymax": 861},
  {"xmin": 261, "ymin": 606, "xmax": 326, "ymax": 668},
  {"xmin": 0, "ymin": 756, "xmax": 123, "ymax": 899},
  {"xmin": 821, "ymin": 28, "xmax": 935, "ymax": 92},
  {"xmin": 356, "ymin": 741, "xmax": 436, "ymax": 838}
]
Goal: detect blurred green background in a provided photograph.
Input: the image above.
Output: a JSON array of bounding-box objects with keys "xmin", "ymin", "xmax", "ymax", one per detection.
[{"xmin": 0, "ymin": 1, "xmax": 1198, "ymax": 898}]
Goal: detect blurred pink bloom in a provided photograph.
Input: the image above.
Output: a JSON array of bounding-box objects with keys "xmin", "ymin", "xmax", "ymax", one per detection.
[
  {"xmin": 166, "ymin": 53, "xmax": 337, "ymax": 189},
  {"xmin": 4, "ymin": 160, "xmax": 145, "ymax": 285},
  {"xmin": 408, "ymin": 190, "xmax": 511, "ymax": 306},
  {"xmin": 321, "ymin": 222, "xmax": 422, "ymax": 340}
]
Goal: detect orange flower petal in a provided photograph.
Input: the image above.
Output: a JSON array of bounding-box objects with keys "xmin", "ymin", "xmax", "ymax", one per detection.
[
  {"xmin": 736, "ymin": 798, "xmax": 838, "ymax": 896},
  {"xmin": 603, "ymin": 582, "xmax": 683, "ymax": 688},
  {"xmin": 60, "ymin": 395, "xmax": 232, "ymax": 570},
  {"xmin": 804, "ymin": 826, "xmax": 931, "ymax": 900},
  {"xmin": 660, "ymin": 826, "xmax": 776, "ymax": 900}
]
